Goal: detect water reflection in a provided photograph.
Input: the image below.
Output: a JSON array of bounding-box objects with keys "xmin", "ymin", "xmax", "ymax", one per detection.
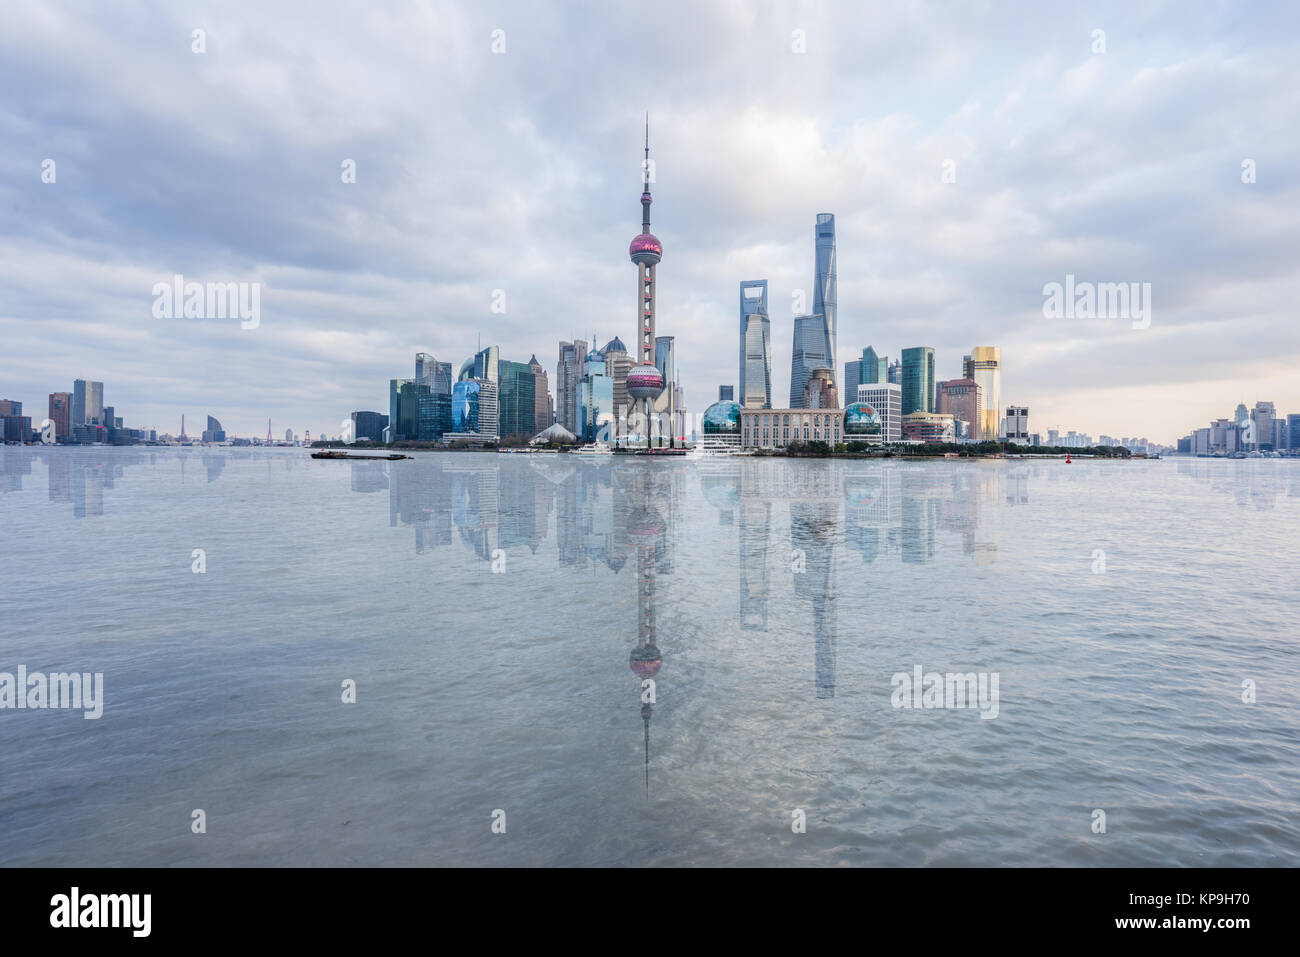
[{"xmin": 378, "ymin": 455, "xmax": 1020, "ymax": 785}]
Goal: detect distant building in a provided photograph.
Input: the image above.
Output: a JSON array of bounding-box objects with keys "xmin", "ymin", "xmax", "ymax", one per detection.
[
  {"xmin": 856, "ymin": 383, "xmax": 902, "ymax": 442},
  {"xmin": 1251, "ymin": 401, "xmax": 1276, "ymax": 450},
  {"xmin": 578, "ymin": 347, "xmax": 614, "ymax": 441},
  {"xmin": 48, "ymin": 392, "xmax": 71, "ymax": 441},
  {"xmin": 937, "ymin": 378, "xmax": 983, "ymax": 440},
  {"xmin": 902, "ymin": 411, "xmax": 956, "ymax": 444},
  {"xmin": 887, "ymin": 359, "xmax": 901, "ymax": 385},
  {"xmin": 527, "ymin": 355, "xmax": 552, "ymax": 435},
  {"xmin": 901, "ymin": 347, "xmax": 935, "ymax": 415},
  {"xmin": 72, "ymin": 379, "xmax": 104, "ymax": 431},
  {"xmin": 389, "ymin": 379, "xmax": 420, "ymax": 441},
  {"xmin": 201, "ymin": 415, "xmax": 226, "ymax": 443},
  {"xmin": 862, "ymin": 346, "xmax": 887, "ymax": 385},
  {"xmin": 789, "ymin": 315, "xmax": 827, "ymax": 408},
  {"xmin": 351, "ymin": 411, "xmax": 388, "ymax": 443},
  {"xmin": 718, "ymin": 385, "xmax": 735, "ymax": 402},
  {"xmin": 451, "ymin": 378, "xmax": 499, "ymax": 440},
  {"xmin": 739, "ymin": 280, "xmax": 772, "ymax": 409},
  {"xmin": 556, "ymin": 339, "xmax": 587, "ymax": 436},
  {"xmin": 963, "ymin": 347, "xmax": 1001, "ymax": 442},
  {"xmin": 803, "ymin": 367, "xmax": 839, "ymax": 409},
  {"xmin": 1289, "ymin": 414, "xmax": 1300, "ymax": 451},
  {"xmin": 740, "ymin": 408, "xmax": 843, "ymax": 450},
  {"xmin": 1005, "ymin": 406, "xmax": 1030, "ymax": 444}
]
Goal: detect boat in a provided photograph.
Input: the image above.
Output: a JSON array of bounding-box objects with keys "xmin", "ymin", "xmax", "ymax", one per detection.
[
  {"xmin": 574, "ymin": 443, "xmax": 614, "ymax": 456},
  {"xmin": 686, "ymin": 438, "xmax": 754, "ymax": 458},
  {"xmin": 311, "ymin": 451, "xmax": 410, "ymax": 460}
]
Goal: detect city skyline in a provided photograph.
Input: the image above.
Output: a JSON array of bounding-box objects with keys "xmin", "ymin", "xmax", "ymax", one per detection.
[{"xmin": 3, "ymin": 2, "xmax": 1299, "ymax": 442}]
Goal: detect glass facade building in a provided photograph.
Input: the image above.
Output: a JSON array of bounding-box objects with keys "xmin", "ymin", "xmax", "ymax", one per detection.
[
  {"xmin": 813, "ymin": 213, "xmax": 837, "ymax": 394},
  {"xmin": 789, "ymin": 315, "xmax": 828, "ymax": 408},
  {"xmin": 901, "ymin": 347, "xmax": 935, "ymax": 415},
  {"xmin": 452, "ymin": 379, "xmax": 499, "ymax": 439},
  {"xmin": 389, "ymin": 379, "xmax": 421, "ymax": 441},
  {"xmin": 739, "ymin": 280, "xmax": 772, "ymax": 409},
  {"xmin": 962, "ymin": 347, "xmax": 1001, "ymax": 441}
]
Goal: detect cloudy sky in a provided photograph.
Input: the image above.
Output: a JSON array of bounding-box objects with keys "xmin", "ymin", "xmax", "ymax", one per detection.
[{"xmin": 1, "ymin": 0, "xmax": 1297, "ymax": 442}]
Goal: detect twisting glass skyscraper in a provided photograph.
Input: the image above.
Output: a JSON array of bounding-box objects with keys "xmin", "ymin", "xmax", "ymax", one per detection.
[
  {"xmin": 789, "ymin": 213, "xmax": 837, "ymax": 407},
  {"xmin": 813, "ymin": 213, "xmax": 837, "ymax": 392}
]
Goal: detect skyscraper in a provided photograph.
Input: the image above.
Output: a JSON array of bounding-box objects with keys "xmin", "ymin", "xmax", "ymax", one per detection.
[
  {"xmin": 48, "ymin": 393, "xmax": 71, "ymax": 441},
  {"xmin": 1251, "ymin": 401, "xmax": 1276, "ymax": 450},
  {"xmin": 813, "ymin": 213, "xmax": 837, "ymax": 394},
  {"xmin": 887, "ymin": 359, "xmax": 901, "ymax": 385},
  {"xmin": 556, "ymin": 339, "xmax": 587, "ymax": 436},
  {"xmin": 72, "ymin": 379, "xmax": 104, "ymax": 428},
  {"xmin": 901, "ymin": 347, "xmax": 936, "ymax": 415},
  {"xmin": 937, "ymin": 378, "xmax": 983, "ymax": 439},
  {"xmin": 389, "ymin": 379, "xmax": 420, "ymax": 441},
  {"xmin": 963, "ymin": 347, "xmax": 1001, "ymax": 442},
  {"xmin": 498, "ymin": 359, "xmax": 540, "ymax": 441},
  {"xmin": 527, "ymin": 355, "xmax": 551, "ymax": 434},
  {"xmin": 862, "ymin": 347, "xmax": 886, "ymax": 384},
  {"xmin": 739, "ymin": 280, "xmax": 772, "ymax": 409},
  {"xmin": 451, "ymin": 379, "xmax": 499, "ymax": 439},
  {"xmin": 789, "ymin": 315, "xmax": 827, "ymax": 407}
]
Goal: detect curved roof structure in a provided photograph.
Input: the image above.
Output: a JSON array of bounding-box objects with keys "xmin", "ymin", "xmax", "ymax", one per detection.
[{"xmin": 531, "ymin": 422, "xmax": 577, "ymax": 444}]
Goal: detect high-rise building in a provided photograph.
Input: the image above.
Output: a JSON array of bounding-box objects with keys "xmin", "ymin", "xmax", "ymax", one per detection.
[
  {"xmin": 789, "ymin": 314, "xmax": 827, "ymax": 407},
  {"xmin": 1289, "ymin": 414, "xmax": 1300, "ymax": 451},
  {"xmin": 803, "ymin": 367, "xmax": 839, "ymax": 409},
  {"xmin": 72, "ymin": 379, "xmax": 104, "ymax": 428},
  {"xmin": 862, "ymin": 347, "xmax": 886, "ymax": 385},
  {"xmin": 527, "ymin": 355, "xmax": 551, "ymax": 434},
  {"xmin": 1251, "ymin": 401, "xmax": 1276, "ymax": 451},
  {"xmin": 498, "ymin": 359, "xmax": 541, "ymax": 441},
  {"xmin": 351, "ymin": 411, "xmax": 388, "ymax": 443},
  {"xmin": 1005, "ymin": 406, "xmax": 1030, "ymax": 444},
  {"xmin": 578, "ymin": 347, "xmax": 614, "ymax": 442},
  {"xmin": 389, "ymin": 379, "xmax": 420, "ymax": 441},
  {"xmin": 627, "ymin": 118, "xmax": 667, "ymax": 446},
  {"xmin": 48, "ymin": 393, "xmax": 71, "ymax": 441},
  {"xmin": 201, "ymin": 415, "xmax": 225, "ymax": 443},
  {"xmin": 887, "ymin": 359, "xmax": 901, "ymax": 385},
  {"xmin": 963, "ymin": 347, "xmax": 1001, "ymax": 442},
  {"xmin": 718, "ymin": 385, "xmax": 735, "ymax": 402},
  {"xmin": 855, "ymin": 383, "xmax": 902, "ymax": 442},
  {"xmin": 813, "ymin": 213, "xmax": 837, "ymax": 394},
  {"xmin": 900, "ymin": 347, "xmax": 935, "ymax": 415},
  {"xmin": 739, "ymin": 280, "xmax": 772, "ymax": 409},
  {"xmin": 556, "ymin": 339, "xmax": 588, "ymax": 436},
  {"xmin": 451, "ymin": 379, "xmax": 499, "ymax": 439},
  {"xmin": 937, "ymin": 378, "xmax": 983, "ymax": 440},
  {"xmin": 415, "ymin": 355, "xmax": 453, "ymax": 441},
  {"xmin": 0, "ymin": 400, "xmax": 20, "ymax": 416},
  {"xmin": 844, "ymin": 359, "xmax": 861, "ymax": 397}
]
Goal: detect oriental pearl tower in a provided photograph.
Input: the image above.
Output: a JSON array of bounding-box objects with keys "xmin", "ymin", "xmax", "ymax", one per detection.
[{"xmin": 627, "ymin": 115, "xmax": 666, "ymax": 448}]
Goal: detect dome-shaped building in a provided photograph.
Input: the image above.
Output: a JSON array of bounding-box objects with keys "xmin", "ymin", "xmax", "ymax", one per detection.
[
  {"xmin": 701, "ymin": 400, "xmax": 741, "ymax": 434},
  {"xmin": 844, "ymin": 402, "xmax": 882, "ymax": 438}
]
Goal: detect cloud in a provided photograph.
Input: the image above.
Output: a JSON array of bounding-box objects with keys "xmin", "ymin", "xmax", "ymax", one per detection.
[{"xmin": 1, "ymin": 0, "xmax": 1298, "ymax": 442}]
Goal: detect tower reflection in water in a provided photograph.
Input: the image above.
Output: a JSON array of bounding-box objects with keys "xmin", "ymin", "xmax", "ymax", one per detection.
[{"xmin": 381, "ymin": 455, "xmax": 1012, "ymax": 792}]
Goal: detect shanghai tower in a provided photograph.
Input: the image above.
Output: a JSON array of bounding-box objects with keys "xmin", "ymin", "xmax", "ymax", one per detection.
[{"xmin": 813, "ymin": 213, "xmax": 837, "ymax": 394}]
